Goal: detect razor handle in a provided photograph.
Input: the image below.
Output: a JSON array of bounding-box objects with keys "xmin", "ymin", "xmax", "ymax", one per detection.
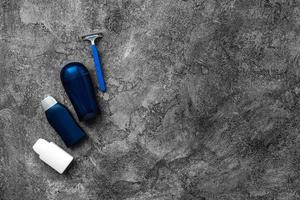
[{"xmin": 91, "ymin": 44, "xmax": 106, "ymax": 92}]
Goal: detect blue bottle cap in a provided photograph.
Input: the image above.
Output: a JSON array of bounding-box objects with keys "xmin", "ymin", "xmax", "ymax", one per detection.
[{"xmin": 61, "ymin": 62, "xmax": 88, "ymax": 81}]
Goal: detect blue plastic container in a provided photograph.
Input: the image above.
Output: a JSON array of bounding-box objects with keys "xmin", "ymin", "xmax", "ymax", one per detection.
[
  {"xmin": 41, "ymin": 96, "xmax": 87, "ymax": 147},
  {"xmin": 61, "ymin": 62, "xmax": 99, "ymax": 121}
]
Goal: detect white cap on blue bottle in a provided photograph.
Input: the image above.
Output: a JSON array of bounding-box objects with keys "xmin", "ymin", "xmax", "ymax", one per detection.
[{"xmin": 41, "ymin": 96, "xmax": 57, "ymax": 111}]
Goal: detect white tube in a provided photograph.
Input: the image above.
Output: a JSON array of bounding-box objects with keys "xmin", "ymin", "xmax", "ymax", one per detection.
[{"xmin": 33, "ymin": 139, "xmax": 73, "ymax": 174}]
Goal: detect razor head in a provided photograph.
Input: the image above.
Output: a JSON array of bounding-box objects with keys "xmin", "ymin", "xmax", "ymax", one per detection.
[{"xmin": 81, "ymin": 32, "xmax": 103, "ymax": 44}]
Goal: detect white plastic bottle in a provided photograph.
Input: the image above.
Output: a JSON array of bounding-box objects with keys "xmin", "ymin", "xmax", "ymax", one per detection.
[{"xmin": 33, "ymin": 138, "xmax": 73, "ymax": 174}]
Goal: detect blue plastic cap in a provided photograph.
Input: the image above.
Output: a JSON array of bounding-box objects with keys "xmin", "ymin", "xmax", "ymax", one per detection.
[{"xmin": 61, "ymin": 62, "xmax": 88, "ymax": 81}]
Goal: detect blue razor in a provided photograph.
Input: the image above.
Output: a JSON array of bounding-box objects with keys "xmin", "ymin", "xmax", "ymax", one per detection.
[{"xmin": 81, "ymin": 32, "xmax": 106, "ymax": 92}]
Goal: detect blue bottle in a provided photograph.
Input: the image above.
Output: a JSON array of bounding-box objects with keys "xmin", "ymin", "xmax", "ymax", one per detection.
[
  {"xmin": 61, "ymin": 62, "xmax": 99, "ymax": 121},
  {"xmin": 41, "ymin": 96, "xmax": 87, "ymax": 147}
]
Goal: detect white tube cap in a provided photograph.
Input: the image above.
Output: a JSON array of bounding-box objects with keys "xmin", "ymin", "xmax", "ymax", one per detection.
[
  {"xmin": 33, "ymin": 138, "xmax": 73, "ymax": 174},
  {"xmin": 41, "ymin": 96, "xmax": 57, "ymax": 111},
  {"xmin": 33, "ymin": 139, "xmax": 49, "ymax": 156}
]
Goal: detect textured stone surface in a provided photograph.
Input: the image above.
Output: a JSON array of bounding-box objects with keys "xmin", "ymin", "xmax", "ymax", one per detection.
[{"xmin": 1, "ymin": 0, "xmax": 300, "ymax": 199}]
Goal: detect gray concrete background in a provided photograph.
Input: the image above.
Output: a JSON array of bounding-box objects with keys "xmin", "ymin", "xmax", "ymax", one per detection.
[{"xmin": 1, "ymin": 0, "xmax": 300, "ymax": 199}]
